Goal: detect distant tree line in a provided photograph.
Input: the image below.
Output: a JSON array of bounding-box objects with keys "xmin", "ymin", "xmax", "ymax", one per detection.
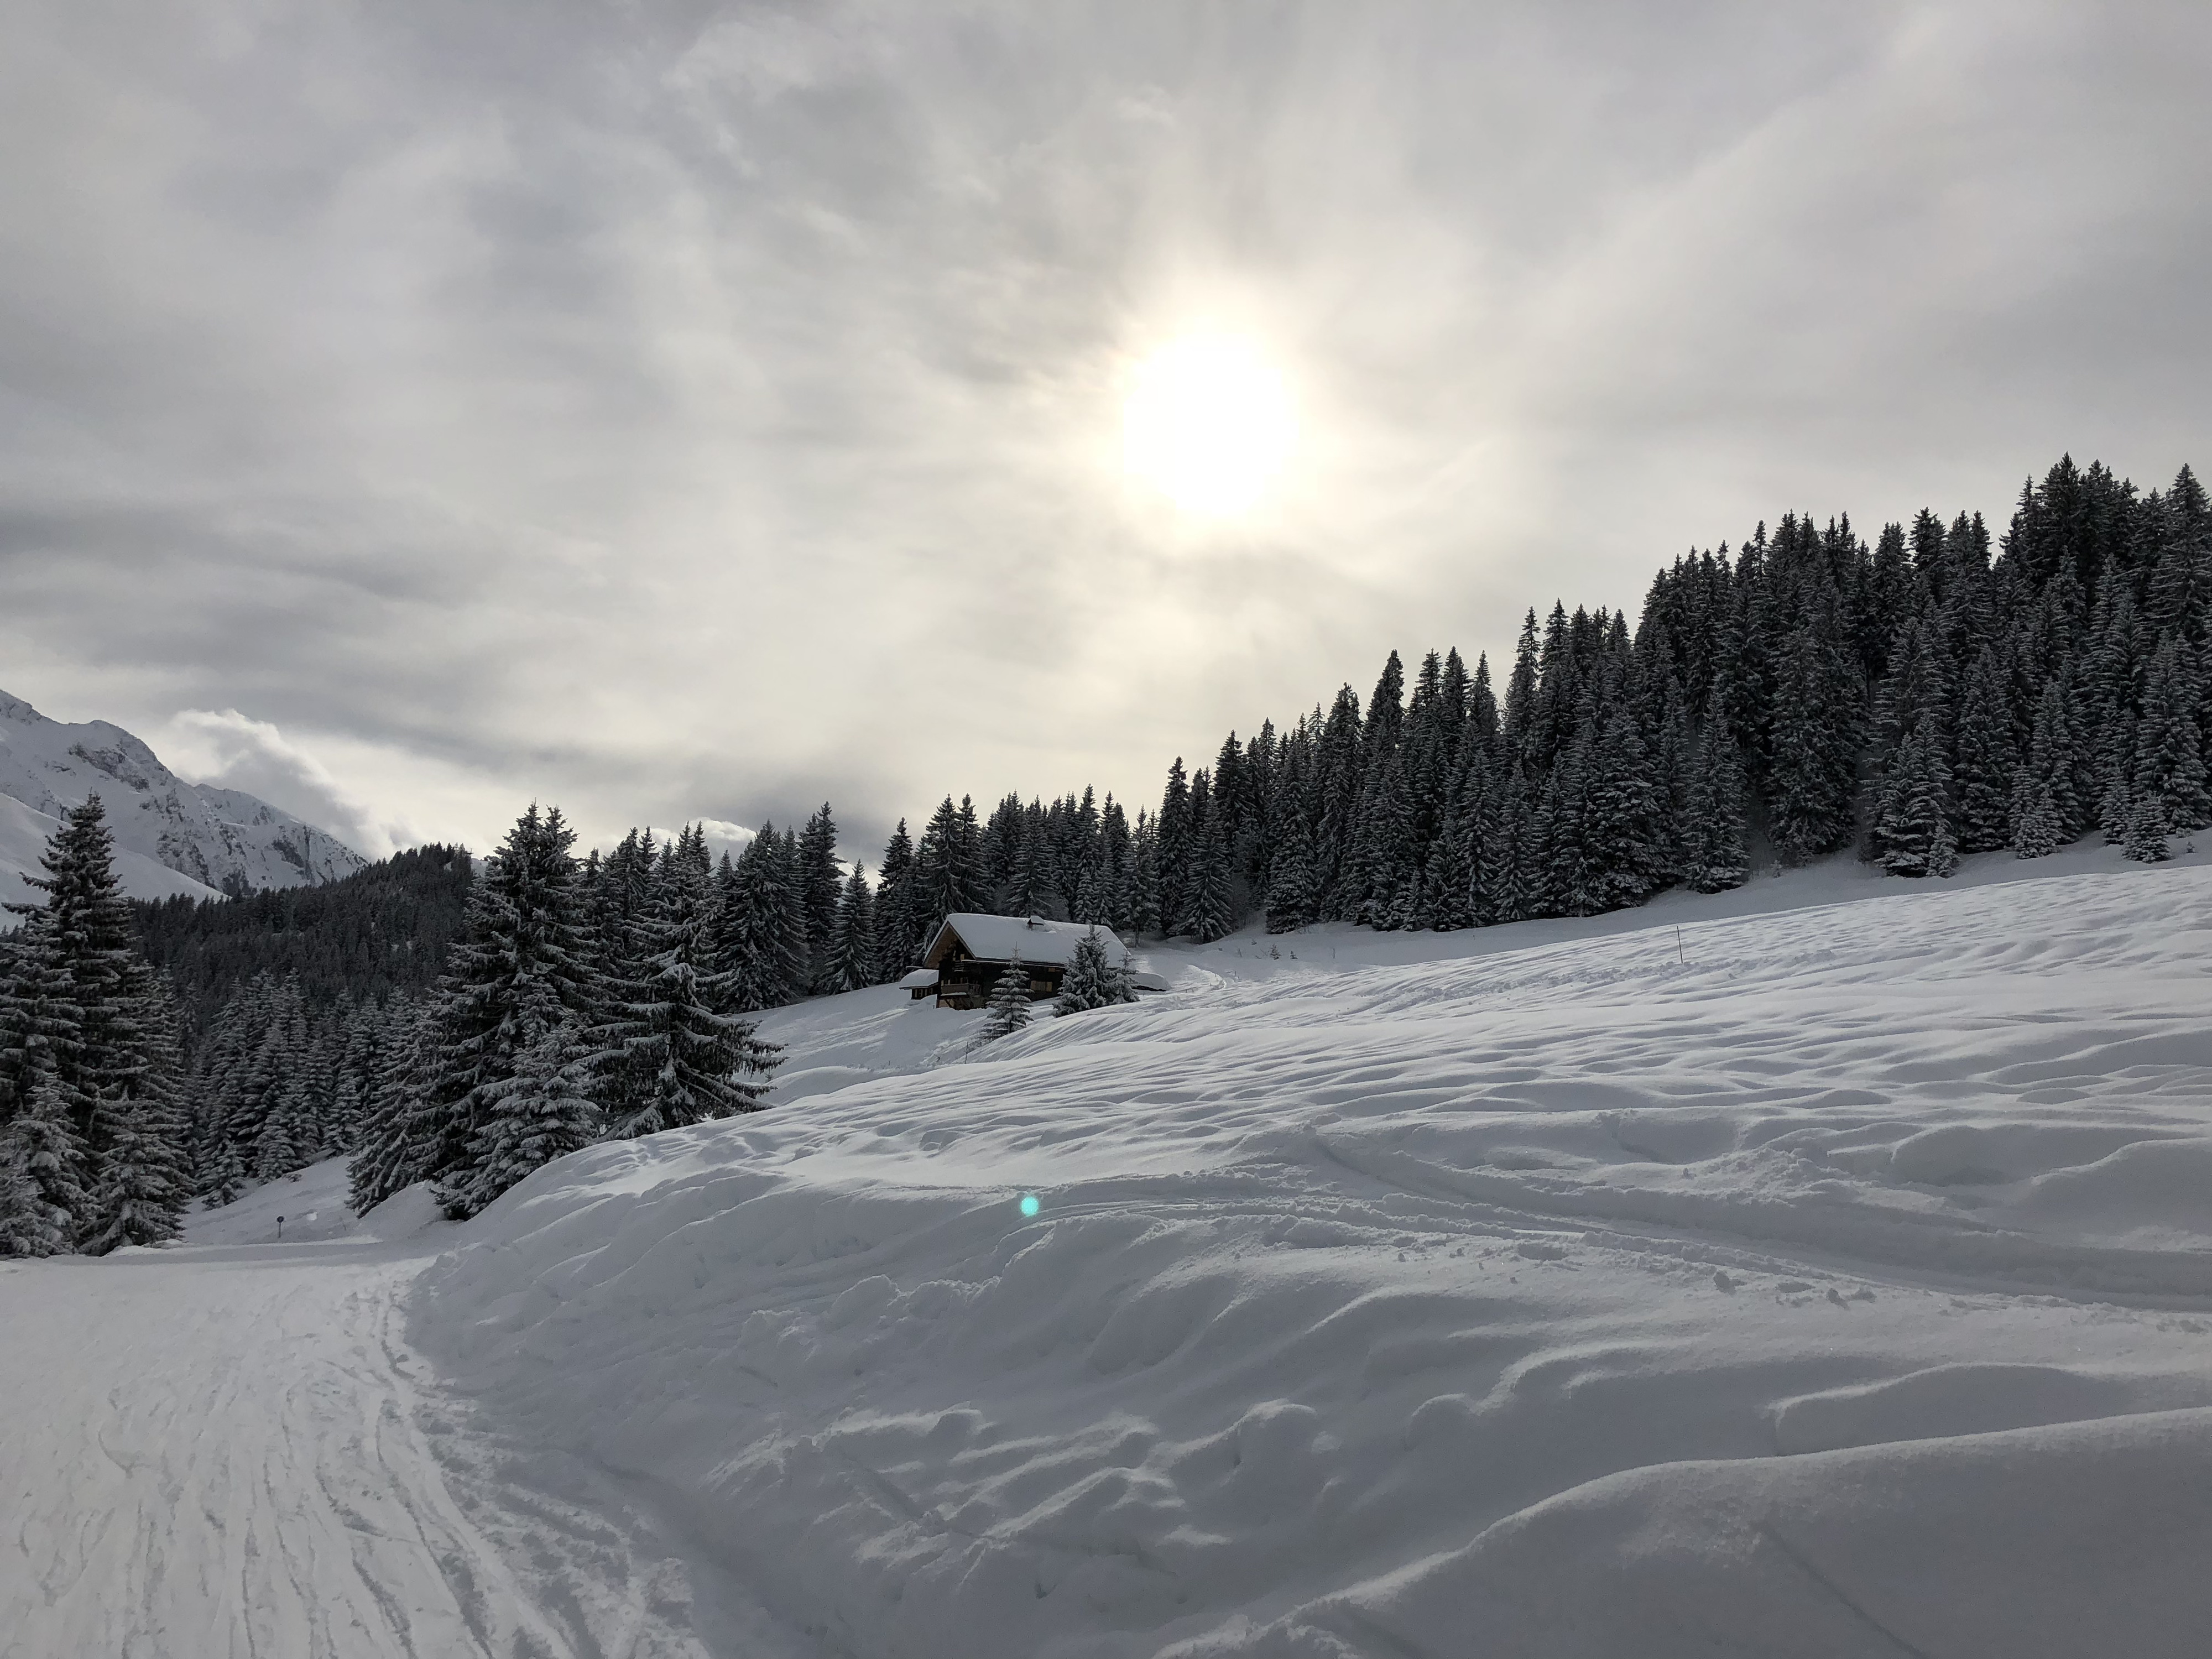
[
  {"xmin": 134, "ymin": 844, "xmax": 472, "ymax": 1029},
  {"xmin": 847, "ymin": 455, "xmax": 2208, "ymax": 953},
  {"xmin": 8, "ymin": 451, "xmax": 2204, "ymax": 1250}
]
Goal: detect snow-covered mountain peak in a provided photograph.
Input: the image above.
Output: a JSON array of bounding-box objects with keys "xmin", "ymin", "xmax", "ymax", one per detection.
[{"xmin": 0, "ymin": 687, "xmax": 369, "ymax": 905}]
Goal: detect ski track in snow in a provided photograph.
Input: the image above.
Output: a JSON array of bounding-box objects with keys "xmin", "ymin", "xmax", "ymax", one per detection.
[{"xmin": 0, "ymin": 1206, "xmax": 811, "ymax": 1659}]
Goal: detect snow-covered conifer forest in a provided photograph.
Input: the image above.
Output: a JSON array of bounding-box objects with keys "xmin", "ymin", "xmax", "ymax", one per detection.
[{"xmin": 4, "ymin": 451, "xmax": 2212, "ymax": 1654}]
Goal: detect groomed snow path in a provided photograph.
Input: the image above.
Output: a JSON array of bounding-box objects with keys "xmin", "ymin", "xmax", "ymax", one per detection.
[{"xmin": 0, "ymin": 1192, "xmax": 810, "ymax": 1659}]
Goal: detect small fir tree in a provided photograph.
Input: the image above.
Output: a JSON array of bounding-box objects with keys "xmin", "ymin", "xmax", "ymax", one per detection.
[
  {"xmin": 979, "ymin": 950, "xmax": 1033, "ymax": 1041},
  {"xmin": 0, "ymin": 1136, "xmax": 64, "ymax": 1257},
  {"xmin": 200, "ymin": 1135, "xmax": 247, "ymax": 1209},
  {"xmin": 2012, "ymin": 779, "xmax": 2066, "ymax": 860},
  {"xmin": 1874, "ymin": 729, "xmax": 1959, "ymax": 878},
  {"xmin": 252, "ymin": 1098, "xmax": 302, "ymax": 1182},
  {"xmin": 1054, "ymin": 928, "xmax": 1131, "ymax": 1015},
  {"xmin": 7, "ymin": 1069, "xmax": 89, "ymax": 1250},
  {"xmin": 2122, "ymin": 792, "xmax": 2171, "ymax": 863}
]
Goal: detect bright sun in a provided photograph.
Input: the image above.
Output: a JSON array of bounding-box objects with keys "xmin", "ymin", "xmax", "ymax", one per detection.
[{"xmin": 1122, "ymin": 335, "xmax": 1295, "ymax": 518}]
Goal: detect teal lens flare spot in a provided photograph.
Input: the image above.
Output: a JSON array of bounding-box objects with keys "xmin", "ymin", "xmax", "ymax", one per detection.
[{"xmin": 1019, "ymin": 1194, "xmax": 1040, "ymax": 1218}]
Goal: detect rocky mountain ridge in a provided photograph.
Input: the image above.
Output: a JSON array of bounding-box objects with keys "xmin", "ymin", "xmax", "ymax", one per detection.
[{"xmin": 1, "ymin": 688, "xmax": 367, "ymax": 907}]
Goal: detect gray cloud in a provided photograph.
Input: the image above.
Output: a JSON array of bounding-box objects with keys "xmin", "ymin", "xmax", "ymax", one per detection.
[
  {"xmin": 159, "ymin": 707, "xmax": 408, "ymax": 860},
  {"xmin": 2, "ymin": 1, "xmax": 2207, "ymax": 860}
]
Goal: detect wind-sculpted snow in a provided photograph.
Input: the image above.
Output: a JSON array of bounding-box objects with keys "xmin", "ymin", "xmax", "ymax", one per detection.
[{"xmin": 416, "ymin": 856, "xmax": 2212, "ymax": 1657}]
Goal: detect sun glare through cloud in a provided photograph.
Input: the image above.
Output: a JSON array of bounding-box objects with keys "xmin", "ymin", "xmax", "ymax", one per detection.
[{"xmin": 1121, "ymin": 334, "xmax": 1296, "ymax": 518}]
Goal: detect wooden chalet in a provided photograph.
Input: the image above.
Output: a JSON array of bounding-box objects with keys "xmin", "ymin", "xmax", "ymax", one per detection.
[{"xmin": 915, "ymin": 913, "xmax": 1132, "ymax": 1009}]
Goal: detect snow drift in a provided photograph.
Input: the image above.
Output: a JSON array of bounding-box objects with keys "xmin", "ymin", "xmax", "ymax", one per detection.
[{"xmin": 414, "ymin": 855, "xmax": 2212, "ymax": 1657}]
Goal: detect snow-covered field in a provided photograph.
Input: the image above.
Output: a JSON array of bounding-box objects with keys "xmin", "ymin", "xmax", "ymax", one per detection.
[
  {"xmin": 419, "ymin": 844, "xmax": 2212, "ymax": 1657},
  {"xmin": 6, "ymin": 841, "xmax": 2212, "ymax": 1657}
]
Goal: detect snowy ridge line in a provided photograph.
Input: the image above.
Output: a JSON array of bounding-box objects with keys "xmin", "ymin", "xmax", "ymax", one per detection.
[{"xmin": 0, "ymin": 686, "xmax": 366, "ymax": 903}]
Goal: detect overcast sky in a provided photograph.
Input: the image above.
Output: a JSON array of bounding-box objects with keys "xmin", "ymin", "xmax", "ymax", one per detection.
[{"xmin": 2, "ymin": 1, "xmax": 2207, "ymax": 863}]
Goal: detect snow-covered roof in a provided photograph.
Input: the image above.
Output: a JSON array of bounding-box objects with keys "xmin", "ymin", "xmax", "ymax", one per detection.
[
  {"xmin": 924, "ymin": 914, "xmax": 1130, "ymax": 971},
  {"xmin": 897, "ymin": 968, "xmax": 940, "ymax": 989}
]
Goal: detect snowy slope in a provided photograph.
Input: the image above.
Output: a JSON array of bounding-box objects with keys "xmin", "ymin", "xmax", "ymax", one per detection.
[
  {"xmin": 0, "ymin": 686, "xmax": 366, "ymax": 905},
  {"xmin": 413, "ymin": 849, "xmax": 2212, "ymax": 1658}
]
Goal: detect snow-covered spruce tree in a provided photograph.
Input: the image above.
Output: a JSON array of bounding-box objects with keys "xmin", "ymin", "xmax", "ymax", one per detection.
[
  {"xmin": 828, "ymin": 862, "xmax": 877, "ymax": 994},
  {"xmin": 2133, "ymin": 634, "xmax": 2210, "ymax": 833},
  {"xmin": 1419, "ymin": 786, "xmax": 1475, "ymax": 932},
  {"xmin": 327, "ymin": 1068, "xmax": 362, "ymax": 1156},
  {"xmin": 85, "ymin": 1085, "xmax": 191, "ymax": 1252},
  {"xmin": 200, "ymin": 1134, "xmax": 246, "ymax": 1209},
  {"xmin": 1180, "ymin": 808, "xmax": 1235, "ymax": 943},
  {"xmin": 1054, "ymin": 927, "xmax": 1132, "ymax": 1015},
  {"xmin": 1765, "ymin": 619, "xmax": 1863, "ymax": 866},
  {"xmin": 1263, "ymin": 810, "xmax": 1313, "ymax": 933},
  {"xmin": 1536, "ymin": 736, "xmax": 1588, "ymax": 917},
  {"xmin": 1580, "ymin": 706, "xmax": 1666, "ymax": 913},
  {"xmin": 1681, "ymin": 689, "xmax": 1751, "ymax": 893},
  {"xmin": 251, "ymin": 1097, "xmax": 302, "ymax": 1183},
  {"xmin": 0, "ymin": 1133, "xmax": 62, "ymax": 1258},
  {"xmin": 591, "ymin": 825, "xmax": 778, "ymax": 1140},
  {"xmin": 1875, "ymin": 729, "xmax": 1960, "ymax": 878},
  {"xmin": 915, "ymin": 795, "xmax": 984, "ymax": 944},
  {"xmin": 350, "ymin": 806, "xmax": 597, "ymax": 1212},
  {"xmin": 1004, "ymin": 816, "xmax": 1049, "ymax": 918},
  {"xmin": 871, "ymin": 819, "xmax": 919, "ymax": 980},
  {"xmin": 2122, "ymin": 792, "xmax": 2171, "ymax": 863},
  {"xmin": 0, "ymin": 908, "xmax": 78, "ymax": 1146},
  {"xmin": 2011, "ymin": 677, "xmax": 2082, "ymax": 854},
  {"xmin": 979, "ymin": 949, "xmax": 1032, "ymax": 1041},
  {"xmin": 1951, "ymin": 646, "xmax": 2017, "ymax": 855},
  {"xmin": 198, "ymin": 973, "xmax": 310, "ymax": 1179},
  {"xmin": 759, "ymin": 827, "xmax": 815, "ymax": 1003},
  {"xmin": 1, "ymin": 796, "xmax": 190, "ymax": 1247},
  {"xmin": 346, "ymin": 997, "xmax": 436, "ymax": 1213},
  {"xmin": 84, "ymin": 974, "xmax": 192, "ymax": 1251},
  {"xmin": 2012, "ymin": 779, "xmax": 2067, "ymax": 860},
  {"xmin": 796, "ymin": 805, "xmax": 843, "ymax": 993},
  {"xmin": 714, "ymin": 836, "xmax": 790, "ymax": 1012},
  {"xmin": 3, "ymin": 1068, "xmax": 89, "ymax": 1251},
  {"xmin": 1154, "ymin": 760, "xmax": 1193, "ymax": 937},
  {"xmin": 2098, "ymin": 768, "xmax": 2133, "ymax": 847},
  {"xmin": 1473, "ymin": 768, "xmax": 1520, "ymax": 924},
  {"xmin": 437, "ymin": 1015, "xmax": 600, "ymax": 1219}
]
